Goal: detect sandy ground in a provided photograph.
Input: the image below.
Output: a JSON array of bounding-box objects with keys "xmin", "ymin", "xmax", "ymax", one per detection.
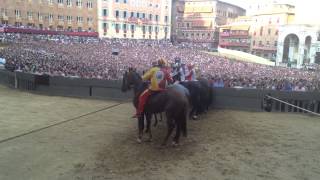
[{"xmin": 0, "ymin": 85, "xmax": 320, "ymax": 180}]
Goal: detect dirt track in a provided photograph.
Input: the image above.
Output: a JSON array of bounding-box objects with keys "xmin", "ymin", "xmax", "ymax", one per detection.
[{"xmin": 0, "ymin": 85, "xmax": 320, "ymax": 180}]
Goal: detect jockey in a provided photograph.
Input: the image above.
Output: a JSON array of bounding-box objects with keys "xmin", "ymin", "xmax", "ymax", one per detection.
[
  {"xmin": 133, "ymin": 58, "xmax": 173, "ymax": 118},
  {"xmin": 185, "ymin": 63, "xmax": 197, "ymax": 81},
  {"xmin": 171, "ymin": 60, "xmax": 186, "ymax": 83}
]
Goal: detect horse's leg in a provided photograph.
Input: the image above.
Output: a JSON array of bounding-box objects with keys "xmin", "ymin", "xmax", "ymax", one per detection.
[
  {"xmin": 173, "ymin": 119, "xmax": 181, "ymax": 146},
  {"xmin": 137, "ymin": 115, "xmax": 144, "ymax": 143},
  {"xmin": 153, "ymin": 114, "xmax": 158, "ymax": 127},
  {"xmin": 162, "ymin": 113, "xmax": 175, "ymax": 146},
  {"xmin": 160, "ymin": 113, "xmax": 163, "ymax": 122},
  {"xmin": 190, "ymin": 106, "xmax": 198, "ymax": 120},
  {"xmin": 146, "ymin": 113, "xmax": 153, "ymax": 142}
]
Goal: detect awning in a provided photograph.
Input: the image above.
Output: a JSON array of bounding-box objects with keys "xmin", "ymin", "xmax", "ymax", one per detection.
[{"xmin": 230, "ymin": 25, "xmax": 250, "ymax": 31}]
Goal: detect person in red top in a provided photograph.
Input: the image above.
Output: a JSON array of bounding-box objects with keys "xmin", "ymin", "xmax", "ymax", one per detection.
[
  {"xmin": 185, "ymin": 63, "xmax": 196, "ymax": 81},
  {"xmin": 133, "ymin": 59, "xmax": 173, "ymax": 118}
]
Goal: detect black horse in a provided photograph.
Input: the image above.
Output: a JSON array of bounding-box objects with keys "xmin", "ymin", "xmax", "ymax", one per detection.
[
  {"xmin": 198, "ymin": 78, "xmax": 213, "ymax": 113},
  {"xmin": 175, "ymin": 79, "xmax": 212, "ymax": 119},
  {"xmin": 121, "ymin": 69, "xmax": 189, "ymax": 145}
]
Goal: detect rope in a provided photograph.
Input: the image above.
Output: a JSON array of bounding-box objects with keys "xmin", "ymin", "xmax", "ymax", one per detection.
[
  {"xmin": 0, "ymin": 102, "xmax": 124, "ymax": 144},
  {"xmin": 266, "ymin": 95, "xmax": 320, "ymax": 117}
]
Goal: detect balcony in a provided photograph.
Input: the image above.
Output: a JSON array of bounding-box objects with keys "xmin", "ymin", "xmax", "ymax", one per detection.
[
  {"xmin": 219, "ymin": 41, "xmax": 250, "ymax": 47},
  {"xmin": 252, "ymin": 45, "xmax": 277, "ymax": 51},
  {"xmin": 220, "ymin": 31, "xmax": 249, "ymax": 38},
  {"xmin": 1, "ymin": 16, "xmax": 8, "ymax": 20}
]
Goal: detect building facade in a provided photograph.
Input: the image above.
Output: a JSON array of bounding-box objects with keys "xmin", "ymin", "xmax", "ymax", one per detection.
[
  {"xmin": 276, "ymin": 24, "xmax": 320, "ymax": 68},
  {"xmin": 171, "ymin": 0, "xmax": 245, "ymax": 47},
  {"xmin": 0, "ymin": 0, "xmax": 97, "ymax": 32},
  {"xmin": 250, "ymin": 3, "xmax": 295, "ymax": 60},
  {"xmin": 219, "ymin": 16, "xmax": 251, "ymax": 52},
  {"xmin": 98, "ymin": 0, "xmax": 171, "ymax": 39}
]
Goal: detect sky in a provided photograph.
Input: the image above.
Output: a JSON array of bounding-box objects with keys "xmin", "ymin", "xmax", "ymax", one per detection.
[{"xmin": 221, "ymin": 0, "xmax": 320, "ymax": 24}]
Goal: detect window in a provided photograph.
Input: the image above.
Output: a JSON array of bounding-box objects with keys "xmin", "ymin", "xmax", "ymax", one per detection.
[
  {"xmin": 274, "ymin": 41, "xmax": 277, "ymax": 46},
  {"xmin": 14, "ymin": 9, "xmax": 21, "ymax": 18},
  {"xmin": 137, "ymin": 12, "xmax": 140, "ymax": 18},
  {"xmin": 142, "ymin": 25, "xmax": 146, "ymax": 33},
  {"xmin": 115, "ymin": 10, "xmax": 119, "ymax": 18},
  {"xmin": 142, "ymin": 13, "xmax": 145, "ymax": 19},
  {"xmin": 115, "ymin": 24, "xmax": 120, "ymax": 33},
  {"xmin": 38, "ymin": 13, "xmax": 43, "ymax": 21},
  {"xmin": 155, "ymin": 15, "xmax": 159, "ymax": 22},
  {"xmin": 87, "ymin": 1, "xmax": 93, "ymax": 9},
  {"xmin": 266, "ymin": 41, "xmax": 270, "ymax": 45},
  {"xmin": 253, "ymin": 40, "xmax": 255, "ymax": 46},
  {"xmin": 275, "ymin": 30, "xmax": 279, "ymax": 35},
  {"xmin": 87, "ymin": 17, "xmax": 93, "ymax": 24},
  {"xmin": 77, "ymin": 16, "xmax": 83, "ymax": 23},
  {"xmin": 103, "ymin": 23, "xmax": 108, "ymax": 31},
  {"xmin": 123, "ymin": 24, "xmax": 127, "ymax": 31},
  {"xmin": 260, "ymin": 27, "xmax": 263, "ymax": 36},
  {"xmin": 155, "ymin": 26, "xmax": 159, "ymax": 33},
  {"xmin": 58, "ymin": 0, "xmax": 64, "ymax": 5},
  {"xmin": 102, "ymin": 9, "xmax": 108, "ymax": 16},
  {"xmin": 123, "ymin": 11, "xmax": 127, "ymax": 18},
  {"xmin": 131, "ymin": 24, "xmax": 135, "ymax": 32},
  {"xmin": 48, "ymin": 0, "xmax": 54, "ymax": 5},
  {"xmin": 123, "ymin": 0, "xmax": 127, "ymax": 3},
  {"xmin": 49, "ymin": 13, "xmax": 54, "ymax": 22},
  {"xmin": 259, "ymin": 41, "xmax": 262, "ymax": 46},
  {"xmin": 148, "ymin": 26, "xmax": 152, "ymax": 33},
  {"xmin": 76, "ymin": 0, "xmax": 82, "ymax": 7},
  {"xmin": 66, "ymin": 0, "xmax": 72, "ymax": 7},
  {"xmin": 27, "ymin": 11, "xmax": 33, "ymax": 20},
  {"xmin": 58, "ymin": 15, "xmax": 64, "ymax": 22},
  {"xmin": 149, "ymin": 14, "xmax": 152, "ymax": 21},
  {"xmin": 130, "ymin": 12, "xmax": 134, "ymax": 18},
  {"xmin": 164, "ymin": 16, "xmax": 168, "ymax": 23},
  {"xmin": 67, "ymin": 16, "xmax": 72, "ymax": 24},
  {"xmin": 268, "ymin": 29, "xmax": 271, "ymax": 35}
]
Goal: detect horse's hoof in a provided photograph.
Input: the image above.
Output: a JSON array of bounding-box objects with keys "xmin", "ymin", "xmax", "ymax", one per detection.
[
  {"xmin": 146, "ymin": 138, "xmax": 152, "ymax": 142},
  {"xmin": 137, "ymin": 138, "xmax": 142, "ymax": 144},
  {"xmin": 172, "ymin": 141, "xmax": 179, "ymax": 146}
]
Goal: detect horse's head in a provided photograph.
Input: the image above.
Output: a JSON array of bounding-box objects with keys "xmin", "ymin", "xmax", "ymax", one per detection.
[{"xmin": 121, "ymin": 68, "xmax": 141, "ymax": 92}]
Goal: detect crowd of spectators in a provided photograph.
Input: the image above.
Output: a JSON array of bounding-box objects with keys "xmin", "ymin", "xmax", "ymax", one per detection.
[{"xmin": 0, "ymin": 33, "xmax": 320, "ymax": 92}]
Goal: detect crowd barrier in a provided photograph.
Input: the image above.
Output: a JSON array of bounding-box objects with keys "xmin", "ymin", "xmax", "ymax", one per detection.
[{"xmin": 1, "ymin": 69, "xmax": 320, "ymax": 115}]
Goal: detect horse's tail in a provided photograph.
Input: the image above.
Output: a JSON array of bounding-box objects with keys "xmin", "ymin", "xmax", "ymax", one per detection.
[
  {"xmin": 181, "ymin": 102, "xmax": 188, "ymax": 137},
  {"xmin": 207, "ymin": 86, "xmax": 213, "ymax": 110}
]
